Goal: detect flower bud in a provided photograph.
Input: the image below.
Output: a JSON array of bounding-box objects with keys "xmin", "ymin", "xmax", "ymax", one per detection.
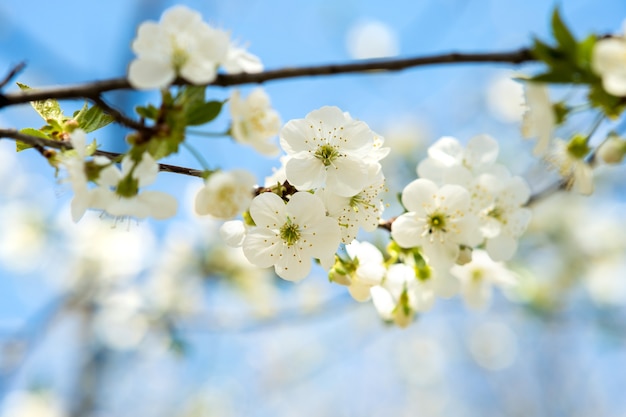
[{"xmin": 598, "ymin": 135, "xmax": 626, "ymax": 165}]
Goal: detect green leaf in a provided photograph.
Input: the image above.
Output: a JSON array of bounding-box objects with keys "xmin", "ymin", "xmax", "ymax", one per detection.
[
  {"xmin": 16, "ymin": 82, "xmax": 64, "ymax": 123},
  {"xmin": 588, "ymin": 86, "xmax": 626, "ymax": 119},
  {"xmin": 179, "ymin": 85, "xmax": 206, "ymax": 107},
  {"xmin": 75, "ymin": 105, "xmax": 114, "ymax": 133},
  {"xmin": 185, "ymin": 100, "xmax": 224, "ymax": 126},
  {"xmin": 135, "ymin": 104, "xmax": 159, "ymax": 120},
  {"xmin": 16, "ymin": 127, "xmax": 51, "ymax": 152},
  {"xmin": 577, "ymin": 34, "xmax": 598, "ymax": 72},
  {"xmin": 551, "ymin": 9, "xmax": 577, "ymax": 57}
]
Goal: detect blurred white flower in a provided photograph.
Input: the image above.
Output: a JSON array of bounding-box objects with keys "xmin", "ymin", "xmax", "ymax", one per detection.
[
  {"xmin": 547, "ymin": 138, "xmax": 593, "ymax": 195},
  {"xmin": 0, "ymin": 391, "xmax": 65, "ymax": 417},
  {"xmin": 592, "ymin": 25, "xmax": 626, "ymax": 96},
  {"xmin": 128, "ymin": 5, "xmax": 230, "ymax": 89},
  {"xmin": 521, "ymin": 83, "xmax": 555, "ymax": 156},
  {"xmin": 93, "ymin": 152, "xmax": 178, "ymax": 220},
  {"xmin": 229, "ymin": 89, "xmax": 281, "ymax": 156},
  {"xmin": 195, "ymin": 169, "xmax": 256, "ymax": 219},
  {"xmin": 223, "ymin": 42, "xmax": 264, "ymax": 74},
  {"xmin": 451, "ymin": 250, "xmax": 517, "ymax": 310}
]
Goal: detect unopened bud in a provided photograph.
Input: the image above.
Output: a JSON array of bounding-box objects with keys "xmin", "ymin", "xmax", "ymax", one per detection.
[
  {"xmin": 598, "ymin": 135, "xmax": 626, "ymax": 165},
  {"xmin": 456, "ymin": 246, "xmax": 473, "ymax": 265}
]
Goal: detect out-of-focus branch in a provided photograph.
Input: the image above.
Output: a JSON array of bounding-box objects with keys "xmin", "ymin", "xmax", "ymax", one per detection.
[{"xmin": 0, "ymin": 48, "xmax": 535, "ymax": 105}]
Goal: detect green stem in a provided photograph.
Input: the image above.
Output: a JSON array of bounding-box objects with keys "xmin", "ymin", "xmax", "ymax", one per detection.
[
  {"xmin": 186, "ymin": 129, "xmax": 229, "ymax": 138},
  {"xmin": 182, "ymin": 141, "xmax": 211, "ymax": 172}
]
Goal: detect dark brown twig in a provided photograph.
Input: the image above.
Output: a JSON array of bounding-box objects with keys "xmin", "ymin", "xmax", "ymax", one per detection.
[{"xmin": 0, "ymin": 49, "xmax": 535, "ymax": 106}]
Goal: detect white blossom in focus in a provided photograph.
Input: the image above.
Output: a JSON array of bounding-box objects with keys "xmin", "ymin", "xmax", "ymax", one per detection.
[
  {"xmin": 230, "ymin": 89, "xmax": 281, "ymax": 156},
  {"xmin": 451, "ymin": 250, "xmax": 517, "ymax": 310},
  {"xmin": 93, "ymin": 152, "xmax": 178, "ymax": 219},
  {"xmin": 521, "ymin": 83, "xmax": 556, "ymax": 156},
  {"xmin": 391, "ymin": 178, "xmax": 481, "ymax": 268},
  {"xmin": 280, "ymin": 106, "xmax": 385, "ymax": 196},
  {"xmin": 592, "ymin": 25, "xmax": 626, "ymax": 96},
  {"xmin": 317, "ymin": 166, "xmax": 385, "ymax": 243},
  {"xmin": 342, "ymin": 240, "xmax": 386, "ymax": 301},
  {"xmin": 242, "ymin": 192, "xmax": 341, "ymax": 281},
  {"xmin": 128, "ymin": 5, "xmax": 230, "ymax": 89},
  {"xmin": 195, "ymin": 170, "xmax": 256, "ymax": 219}
]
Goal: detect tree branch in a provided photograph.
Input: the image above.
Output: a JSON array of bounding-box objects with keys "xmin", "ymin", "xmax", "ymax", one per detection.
[{"xmin": 0, "ymin": 48, "xmax": 534, "ymax": 106}]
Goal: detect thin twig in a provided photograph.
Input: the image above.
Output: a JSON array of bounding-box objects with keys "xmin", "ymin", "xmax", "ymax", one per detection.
[
  {"xmin": 0, "ymin": 62, "xmax": 26, "ymax": 90},
  {"xmin": 89, "ymin": 95, "xmax": 149, "ymax": 132},
  {"xmin": 0, "ymin": 48, "xmax": 535, "ymax": 106}
]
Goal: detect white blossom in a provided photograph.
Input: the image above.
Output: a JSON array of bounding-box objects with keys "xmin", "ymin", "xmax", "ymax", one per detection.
[
  {"xmin": 223, "ymin": 42, "xmax": 264, "ymax": 74},
  {"xmin": 316, "ymin": 166, "xmax": 385, "ymax": 243},
  {"xmin": 128, "ymin": 5, "xmax": 230, "ymax": 89},
  {"xmin": 521, "ymin": 83, "xmax": 556, "ymax": 156},
  {"xmin": 451, "ymin": 250, "xmax": 517, "ymax": 310},
  {"xmin": 391, "ymin": 178, "xmax": 481, "ymax": 268},
  {"xmin": 229, "ymin": 89, "xmax": 281, "ymax": 156},
  {"xmin": 242, "ymin": 192, "xmax": 341, "ymax": 281},
  {"xmin": 417, "ymin": 134, "xmax": 500, "ymax": 184},
  {"xmin": 195, "ymin": 169, "xmax": 256, "ymax": 219},
  {"xmin": 93, "ymin": 152, "xmax": 178, "ymax": 219},
  {"xmin": 592, "ymin": 25, "xmax": 626, "ymax": 96},
  {"xmin": 342, "ymin": 240, "xmax": 386, "ymax": 301},
  {"xmin": 471, "ymin": 173, "xmax": 532, "ymax": 261},
  {"xmin": 547, "ymin": 138, "xmax": 594, "ymax": 195},
  {"xmin": 279, "ymin": 106, "xmax": 385, "ymax": 196},
  {"xmin": 219, "ymin": 220, "xmax": 247, "ymax": 247}
]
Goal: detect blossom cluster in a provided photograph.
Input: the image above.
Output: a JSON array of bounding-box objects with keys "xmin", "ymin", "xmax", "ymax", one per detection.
[
  {"xmin": 214, "ymin": 106, "xmax": 389, "ymax": 282},
  {"xmin": 128, "ymin": 5, "xmax": 262, "ymax": 90}
]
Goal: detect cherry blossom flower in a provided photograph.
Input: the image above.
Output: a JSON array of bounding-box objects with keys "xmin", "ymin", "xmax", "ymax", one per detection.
[
  {"xmin": 470, "ymin": 173, "xmax": 532, "ymax": 261},
  {"xmin": 391, "ymin": 178, "xmax": 481, "ymax": 268},
  {"xmin": 128, "ymin": 6, "xmax": 230, "ymax": 89},
  {"xmin": 195, "ymin": 169, "xmax": 256, "ymax": 219},
  {"xmin": 229, "ymin": 89, "xmax": 281, "ymax": 156},
  {"xmin": 592, "ymin": 25, "xmax": 626, "ymax": 96},
  {"xmin": 417, "ymin": 134, "xmax": 500, "ymax": 184},
  {"xmin": 521, "ymin": 83, "xmax": 556, "ymax": 156},
  {"xmin": 242, "ymin": 192, "xmax": 341, "ymax": 281},
  {"xmin": 334, "ymin": 240, "xmax": 386, "ymax": 302},
  {"xmin": 451, "ymin": 250, "xmax": 517, "ymax": 310},
  {"xmin": 547, "ymin": 138, "xmax": 594, "ymax": 195},
  {"xmin": 370, "ymin": 263, "xmax": 435, "ymax": 327},
  {"xmin": 223, "ymin": 42, "xmax": 264, "ymax": 74},
  {"xmin": 219, "ymin": 220, "xmax": 247, "ymax": 247},
  {"xmin": 316, "ymin": 166, "xmax": 385, "ymax": 243},
  {"xmin": 60, "ymin": 129, "xmax": 113, "ymax": 222},
  {"xmin": 279, "ymin": 106, "xmax": 385, "ymax": 196},
  {"xmin": 93, "ymin": 152, "xmax": 178, "ymax": 220}
]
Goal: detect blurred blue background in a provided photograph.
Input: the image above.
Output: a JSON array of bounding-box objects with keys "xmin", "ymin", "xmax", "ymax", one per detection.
[{"xmin": 2, "ymin": 1, "xmax": 626, "ymax": 416}]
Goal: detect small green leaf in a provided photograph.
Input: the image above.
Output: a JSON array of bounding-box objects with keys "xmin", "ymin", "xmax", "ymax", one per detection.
[
  {"xmin": 16, "ymin": 127, "xmax": 50, "ymax": 152},
  {"xmin": 185, "ymin": 100, "xmax": 224, "ymax": 126},
  {"xmin": 179, "ymin": 85, "xmax": 206, "ymax": 106},
  {"xmin": 588, "ymin": 86, "xmax": 626, "ymax": 118},
  {"xmin": 75, "ymin": 105, "xmax": 113, "ymax": 133},
  {"xmin": 551, "ymin": 9, "xmax": 577, "ymax": 57},
  {"xmin": 16, "ymin": 82, "xmax": 64, "ymax": 122},
  {"xmin": 135, "ymin": 104, "xmax": 159, "ymax": 120}
]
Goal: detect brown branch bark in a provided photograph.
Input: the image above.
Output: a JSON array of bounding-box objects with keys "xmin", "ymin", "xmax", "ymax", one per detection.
[{"xmin": 0, "ymin": 48, "xmax": 534, "ymax": 106}]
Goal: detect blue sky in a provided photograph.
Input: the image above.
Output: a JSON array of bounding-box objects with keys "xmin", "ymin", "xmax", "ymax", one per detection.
[{"xmin": 2, "ymin": 1, "xmax": 626, "ymax": 416}]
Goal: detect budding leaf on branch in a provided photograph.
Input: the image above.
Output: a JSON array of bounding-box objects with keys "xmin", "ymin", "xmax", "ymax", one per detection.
[
  {"xmin": 185, "ymin": 100, "xmax": 224, "ymax": 126},
  {"xmin": 16, "ymin": 127, "xmax": 49, "ymax": 152},
  {"xmin": 16, "ymin": 82, "xmax": 63, "ymax": 123},
  {"xmin": 135, "ymin": 104, "xmax": 159, "ymax": 120},
  {"xmin": 74, "ymin": 103, "xmax": 114, "ymax": 133},
  {"xmin": 551, "ymin": 8, "xmax": 577, "ymax": 57}
]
